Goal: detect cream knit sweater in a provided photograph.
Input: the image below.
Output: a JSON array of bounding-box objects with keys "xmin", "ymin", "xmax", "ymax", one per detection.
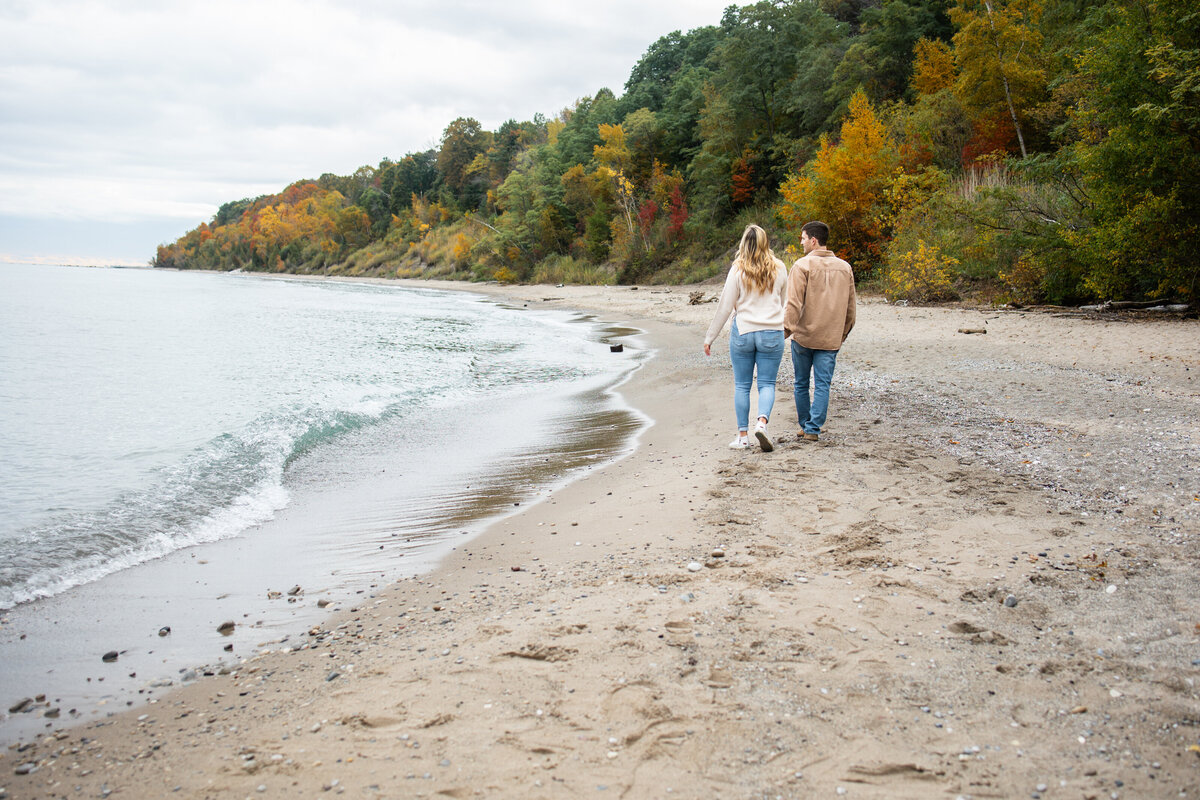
[{"xmin": 703, "ymin": 261, "xmax": 788, "ymax": 347}]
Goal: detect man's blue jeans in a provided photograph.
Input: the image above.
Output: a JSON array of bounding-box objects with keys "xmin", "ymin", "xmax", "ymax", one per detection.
[
  {"xmin": 729, "ymin": 318, "xmax": 784, "ymax": 431},
  {"xmin": 791, "ymin": 342, "xmax": 839, "ymax": 435}
]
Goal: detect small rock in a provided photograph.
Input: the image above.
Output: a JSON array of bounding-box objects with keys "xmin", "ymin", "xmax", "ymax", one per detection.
[
  {"xmin": 8, "ymin": 697, "xmax": 34, "ymax": 714},
  {"xmin": 686, "ymin": 562, "xmax": 702, "ymax": 572},
  {"xmin": 217, "ymin": 621, "xmax": 236, "ymax": 635},
  {"xmin": 43, "ymin": 707, "xmax": 60, "ymax": 718},
  {"xmin": 1003, "ymin": 595, "xmax": 1018, "ymax": 608},
  {"xmin": 102, "ymin": 650, "xmax": 119, "ymax": 662},
  {"xmin": 14, "ymin": 762, "xmax": 37, "ymax": 775},
  {"xmin": 1105, "ymin": 584, "xmax": 1117, "ymax": 594},
  {"xmin": 223, "ymin": 643, "xmax": 233, "ymax": 652},
  {"xmin": 287, "ymin": 585, "xmax": 302, "ymax": 596},
  {"xmin": 326, "ymin": 671, "xmax": 340, "ymax": 682},
  {"xmin": 317, "ymin": 599, "xmax": 330, "ymax": 608},
  {"xmin": 158, "ymin": 626, "xmax": 171, "ymax": 637},
  {"xmin": 609, "ymin": 344, "xmax": 624, "ymax": 353},
  {"xmin": 711, "ymin": 548, "xmax": 725, "ymax": 558}
]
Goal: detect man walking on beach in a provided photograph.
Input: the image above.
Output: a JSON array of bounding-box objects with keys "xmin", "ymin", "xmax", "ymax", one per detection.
[{"xmin": 783, "ymin": 221, "xmax": 856, "ymax": 442}]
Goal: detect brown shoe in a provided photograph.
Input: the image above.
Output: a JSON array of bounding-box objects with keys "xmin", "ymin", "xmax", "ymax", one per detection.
[{"xmin": 803, "ymin": 432, "xmax": 819, "ymax": 442}]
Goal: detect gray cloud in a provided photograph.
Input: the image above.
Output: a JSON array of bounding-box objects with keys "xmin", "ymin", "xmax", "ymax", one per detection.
[{"xmin": 1, "ymin": 0, "xmax": 729, "ymax": 264}]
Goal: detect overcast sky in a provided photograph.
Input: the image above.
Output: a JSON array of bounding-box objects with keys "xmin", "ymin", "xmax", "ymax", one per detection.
[{"xmin": 0, "ymin": 0, "xmax": 733, "ymax": 265}]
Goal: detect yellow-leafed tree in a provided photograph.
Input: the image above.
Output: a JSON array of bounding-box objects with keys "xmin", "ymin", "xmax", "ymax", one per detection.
[{"xmin": 778, "ymin": 89, "xmax": 899, "ymax": 273}]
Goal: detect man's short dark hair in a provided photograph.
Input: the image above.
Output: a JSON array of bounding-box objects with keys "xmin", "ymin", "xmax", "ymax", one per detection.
[{"xmin": 802, "ymin": 221, "xmax": 829, "ymax": 246}]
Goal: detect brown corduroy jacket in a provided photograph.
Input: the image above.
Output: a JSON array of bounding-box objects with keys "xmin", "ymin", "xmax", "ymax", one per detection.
[{"xmin": 783, "ymin": 248, "xmax": 857, "ymax": 351}]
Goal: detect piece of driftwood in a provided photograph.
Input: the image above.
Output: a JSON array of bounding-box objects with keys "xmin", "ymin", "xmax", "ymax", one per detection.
[
  {"xmin": 689, "ymin": 291, "xmax": 716, "ymax": 305},
  {"xmin": 1080, "ymin": 300, "xmax": 1190, "ymax": 312},
  {"xmin": 957, "ymin": 327, "xmax": 987, "ymax": 334}
]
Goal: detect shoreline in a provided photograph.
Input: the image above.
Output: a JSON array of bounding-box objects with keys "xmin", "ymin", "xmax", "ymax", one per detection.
[
  {"xmin": 4, "ymin": 282, "xmax": 1199, "ymax": 798},
  {"xmin": 0, "ymin": 279, "xmax": 649, "ymax": 745}
]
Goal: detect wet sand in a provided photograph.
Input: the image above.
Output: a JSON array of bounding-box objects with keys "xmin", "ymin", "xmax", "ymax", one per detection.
[{"xmin": 3, "ymin": 283, "xmax": 1199, "ymax": 799}]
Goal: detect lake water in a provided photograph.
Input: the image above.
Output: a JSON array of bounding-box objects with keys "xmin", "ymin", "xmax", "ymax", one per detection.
[{"xmin": 0, "ymin": 264, "xmax": 647, "ymax": 740}]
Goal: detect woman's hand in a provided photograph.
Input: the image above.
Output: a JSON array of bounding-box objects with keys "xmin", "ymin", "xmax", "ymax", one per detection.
[{"xmin": 703, "ymin": 343, "xmax": 711, "ymax": 356}]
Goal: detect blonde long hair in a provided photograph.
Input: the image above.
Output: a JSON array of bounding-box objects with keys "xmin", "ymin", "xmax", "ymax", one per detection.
[{"xmin": 734, "ymin": 224, "xmax": 782, "ymax": 294}]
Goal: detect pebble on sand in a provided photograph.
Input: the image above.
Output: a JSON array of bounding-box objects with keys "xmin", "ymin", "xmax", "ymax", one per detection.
[
  {"xmin": 217, "ymin": 621, "xmax": 236, "ymax": 635},
  {"xmin": 8, "ymin": 697, "xmax": 34, "ymax": 714},
  {"xmin": 101, "ymin": 650, "xmax": 119, "ymax": 662}
]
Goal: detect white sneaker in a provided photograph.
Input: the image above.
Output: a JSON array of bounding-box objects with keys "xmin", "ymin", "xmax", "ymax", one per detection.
[
  {"xmin": 728, "ymin": 436, "xmax": 749, "ymax": 450},
  {"xmin": 754, "ymin": 420, "xmax": 773, "ymax": 452}
]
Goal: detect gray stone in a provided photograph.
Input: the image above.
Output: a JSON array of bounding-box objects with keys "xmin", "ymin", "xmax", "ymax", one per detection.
[{"xmin": 8, "ymin": 697, "xmax": 34, "ymax": 714}]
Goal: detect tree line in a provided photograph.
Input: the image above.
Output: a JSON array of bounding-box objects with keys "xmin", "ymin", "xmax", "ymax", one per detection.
[{"xmin": 154, "ymin": 0, "xmax": 1199, "ymax": 304}]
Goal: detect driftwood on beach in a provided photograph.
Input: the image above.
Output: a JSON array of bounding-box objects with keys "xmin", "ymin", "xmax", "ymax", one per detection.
[{"xmin": 1079, "ymin": 299, "xmax": 1191, "ymax": 313}]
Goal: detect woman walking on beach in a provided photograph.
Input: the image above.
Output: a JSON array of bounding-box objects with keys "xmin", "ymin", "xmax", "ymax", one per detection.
[{"xmin": 703, "ymin": 224, "xmax": 788, "ymax": 452}]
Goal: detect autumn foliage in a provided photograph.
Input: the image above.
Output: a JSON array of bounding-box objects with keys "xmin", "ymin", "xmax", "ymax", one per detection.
[
  {"xmin": 154, "ymin": 0, "xmax": 1198, "ymax": 303},
  {"xmin": 778, "ymin": 90, "xmax": 898, "ymax": 273}
]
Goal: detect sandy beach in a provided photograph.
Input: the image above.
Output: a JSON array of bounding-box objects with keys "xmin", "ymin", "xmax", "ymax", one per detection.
[{"xmin": 4, "ymin": 282, "xmax": 1199, "ymax": 799}]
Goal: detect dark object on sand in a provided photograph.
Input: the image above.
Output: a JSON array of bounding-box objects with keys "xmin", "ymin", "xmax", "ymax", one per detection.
[
  {"xmin": 158, "ymin": 626, "xmax": 171, "ymax": 637},
  {"xmin": 957, "ymin": 328, "xmax": 987, "ymax": 334},
  {"xmin": 217, "ymin": 620, "xmax": 236, "ymax": 635},
  {"xmin": 102, "ymin": 650, "xmax": 119, "ymax": 662},
  {"xmin": 610, "ymin": 344, "xmax": 624, "ymax": 352}
]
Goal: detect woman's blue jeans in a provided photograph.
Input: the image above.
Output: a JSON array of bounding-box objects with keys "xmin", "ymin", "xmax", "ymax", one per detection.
[
  {"xmin": 729, "ymin": 318, "xmax": 784, "ymax": 431},
  {"xmin": 791, "ymin": 342, "xmax": 839, "ymax": 434}
]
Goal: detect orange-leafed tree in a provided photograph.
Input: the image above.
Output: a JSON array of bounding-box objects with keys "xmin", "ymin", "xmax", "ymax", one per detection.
[
  {"xmin": 730, "ymin": 148, "xmax": 756, "ymax": 208},
  {"xmin": 778, "ymin": 89, "xmax": 899, "ymax": 274}
]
